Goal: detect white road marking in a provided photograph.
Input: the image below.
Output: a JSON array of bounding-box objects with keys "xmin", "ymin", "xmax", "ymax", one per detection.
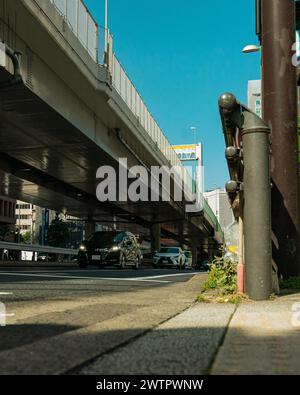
[
  {"xmin": 0, "ymin": 292, "xmax": 13, "ymax": 295},
  {"xmin": 135, "ymin": 272, "xmax": 198, "ymax": 280},
  {"xmin": 0, "ymin": 272, "xmax": 170, "ymax": 284}
]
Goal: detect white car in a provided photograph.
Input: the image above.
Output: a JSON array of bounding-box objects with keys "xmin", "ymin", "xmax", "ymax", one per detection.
[
  {"xmin": 153, "ymin": 247, "xmax": 186, "ymax": 269},
  {"xmin": 184, "ymin": 251, "xmax": 193, "ymax": 270}
]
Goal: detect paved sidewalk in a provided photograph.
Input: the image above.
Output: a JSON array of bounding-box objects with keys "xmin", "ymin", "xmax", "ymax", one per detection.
[
  {"xmin": 78, "ymin": 304, "xmax": 236, "ymax": 375},
  {"xmin": 78, "ymin": 291, "xmax": 300, "ymax": 375},
  {"xmin": 212, "ymin": 292, "xmax": 300, "ymax": 375}
]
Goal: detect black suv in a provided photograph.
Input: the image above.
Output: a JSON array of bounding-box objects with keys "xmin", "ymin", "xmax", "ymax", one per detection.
[{"xmin": 78, "ymin": 231, "xmax": 142, "ymax": 269}]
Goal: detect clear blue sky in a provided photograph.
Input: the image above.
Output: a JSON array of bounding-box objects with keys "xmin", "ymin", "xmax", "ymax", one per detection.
[{"xmin": 85, "ymin": 0, "xmax": 260, "ymax": 190}]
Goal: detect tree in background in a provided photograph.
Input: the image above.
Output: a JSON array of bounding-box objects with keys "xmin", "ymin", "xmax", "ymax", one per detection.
[
  {"xmin": 22, "ymin": 231, "xmax": 32, "ymax": 244},
  {"xmin": 0, "ymin": 225, "xmax": 10, "ymax": 241},
  {"xmin": 48, "ymin": 214, "xmax": 70, "ymax": 248}
]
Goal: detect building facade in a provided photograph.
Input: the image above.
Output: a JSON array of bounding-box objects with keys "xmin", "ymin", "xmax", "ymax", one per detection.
[
  {"xmin": 0, "ymin": 195, "xmax": 16, "ymax": 241},
  {"xmin": 15, "ymin": 201, "xmax": 84, "ymax": 246},
  {"xmin": 204, "ymin": 189, "xmax": 234, "ymax": 231},
  {"xmin": 248, "ymin": 80, "xmax": 262, "ymax": 116},
  {"xmin": 15, "ymin": 201, "xmax": 36, "ymax": 238}
]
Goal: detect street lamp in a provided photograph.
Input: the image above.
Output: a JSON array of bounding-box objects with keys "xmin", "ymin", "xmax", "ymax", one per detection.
[
  {"xmin": 242, "ymin": 44, "xmax": 262, "ymax": 115},
  {"xmin": 242, "ymin": 44, "xmax": 261, "ymax": 54},
  {"xmin": 190, "ymin": 126, "xmax": 197, "ymax": 147}
]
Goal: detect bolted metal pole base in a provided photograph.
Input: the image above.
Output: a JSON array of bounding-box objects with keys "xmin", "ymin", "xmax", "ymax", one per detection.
[{"xmin": 242, "ymin": 125, "xmax": 272, "ymax": 300}]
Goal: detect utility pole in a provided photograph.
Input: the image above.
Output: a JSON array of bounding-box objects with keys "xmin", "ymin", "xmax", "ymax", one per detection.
[
  {"xmin": 191, "ymin": 126, "xmax": 197, "ymax": 194},
  {"xmin": 261, "ymin": 0, "xmax": 300, "ymax": 277},
  {"xmin": 104, "ymin": 0, "xmax": 109, "ymax": 65},
  {"xmin": 220, "ymin": 93, "xmax": 272, "ymax": 300}
]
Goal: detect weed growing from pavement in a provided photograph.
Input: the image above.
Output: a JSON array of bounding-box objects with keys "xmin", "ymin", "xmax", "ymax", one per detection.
[
  {"xmin": 197, "ymin": 254, "xmax": 248, "ymax": 304},
  {"xmin": 203, "ymin": 255, "xmax": 237, "ymax": 294}
]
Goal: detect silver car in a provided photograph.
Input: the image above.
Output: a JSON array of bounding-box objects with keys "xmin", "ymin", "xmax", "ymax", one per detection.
[
  {"xmin": 184, "ymin": 250, "xmax": 193, "ymax": 270},
  {"xmin": 153, "ymin": 247, "xmax": 186, "ymax": 269}
]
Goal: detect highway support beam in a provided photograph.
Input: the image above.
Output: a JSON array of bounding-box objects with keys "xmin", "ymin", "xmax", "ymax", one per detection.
[{"xmin": 220, "ymin": 93, "xmax": 272, "ymax": 301}]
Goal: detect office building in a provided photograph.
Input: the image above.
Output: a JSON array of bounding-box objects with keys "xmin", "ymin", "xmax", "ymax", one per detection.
[
  {"xmin": 248, "ymin": 80, "xmax": 262, "ymax": 117},
  {"xmin": 204, "ymin": 188, "xmax": 234, "ymax": 230},
  {"xmin": 0, "ymin": 195, "xmax": 16, "ymax": 241}
]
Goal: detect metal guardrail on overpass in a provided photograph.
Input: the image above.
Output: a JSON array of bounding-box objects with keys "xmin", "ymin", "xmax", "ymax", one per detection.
[
  {"xmin": 49, "ymin": 0, "xmax": 100, "ymax": 62},
  {"xmin": 45, "ymin": 0, "xmax": 223, "ymax": 240},
  {"xmin": 0, "ymin": 241, "xmax": 78, "ymax": 257}
]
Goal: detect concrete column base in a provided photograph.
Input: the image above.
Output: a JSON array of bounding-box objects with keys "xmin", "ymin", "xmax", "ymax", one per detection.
[{"xmin": 151, "ymin": 223, "xmax": 161, "ymax": 253}]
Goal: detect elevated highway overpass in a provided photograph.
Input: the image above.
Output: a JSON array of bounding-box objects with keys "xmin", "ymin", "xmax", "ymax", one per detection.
[{"xmin": 0, "ymin": 0, "xmax": 223, "ymax": 254}]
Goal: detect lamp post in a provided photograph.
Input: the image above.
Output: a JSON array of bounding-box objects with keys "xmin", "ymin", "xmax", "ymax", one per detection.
[
  {"xmin": 190, "ymin": 127, "xmax": 197, "ymax": 193},
  {"xmin": 242, "ymin": 44, "xmax": 262, "ymax": 115},
  {"xmin": 104, "ymin": 0, "xmax": 109, "ymax": 58}
]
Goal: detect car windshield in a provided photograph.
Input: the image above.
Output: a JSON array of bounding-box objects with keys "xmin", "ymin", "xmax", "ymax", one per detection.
[
  {"xmin": 160, "ymin": 247, "xmax": 180, "ymax": 254},
  {"xmin": 89, "ymin": 232, "xmax": 124, "ymax": 246},
  {"xmin": 184, "ymin": 251, "xmax": 191, "ymax": 257}
]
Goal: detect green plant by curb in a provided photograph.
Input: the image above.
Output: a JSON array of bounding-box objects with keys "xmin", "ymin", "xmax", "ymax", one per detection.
[
  {"xmin": 202, "ymin": 255, "xmax": 237, "ymax": 294},
  {"xmin": 196, "ymin": 253, "xmax": 249, "ymax": 304}
]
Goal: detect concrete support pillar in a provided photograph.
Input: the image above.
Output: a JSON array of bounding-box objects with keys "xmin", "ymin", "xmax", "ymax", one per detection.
[
  {"xmin": 178, "ymin": 221, "xmax": 185, "ymax": 250},
  {"xmin": 85, "ymin": 216, "xmax": 95, "ymax": 240},
  {"xmin": 192, "ymin": 244, "xmax": 198, "ymax": 267},
  {"xmin": 151, "ymin": 223, "xmax": 161, "ymax": 253}
]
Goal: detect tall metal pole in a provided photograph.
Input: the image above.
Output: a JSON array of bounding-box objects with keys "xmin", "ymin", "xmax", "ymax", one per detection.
[
  {"xmin": 191, "ymin": 126, "xmax": 197, "ymax": 193},
  {"xmin": 18, "ymin": 203, "xmax": 21, "ymax": 243},
  {"xmin": 242, "ymin": 110, "xmax": 272, "ymax": 300},
  {"xmin": 104, "ymin": 0, "xmax": 109, "ymax": 52},
  {"xmin": 220, "ymin": 93, "xmax": 272, "ymax": 300},
  {"xmin": 261, "ymin": 0, "xmax": 300, "ymax": 277}
]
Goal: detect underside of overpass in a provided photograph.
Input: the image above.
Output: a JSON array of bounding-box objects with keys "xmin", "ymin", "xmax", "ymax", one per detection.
[{"xmin": 0, "ymin": 0, "xmax": 223, "ymax": 250}]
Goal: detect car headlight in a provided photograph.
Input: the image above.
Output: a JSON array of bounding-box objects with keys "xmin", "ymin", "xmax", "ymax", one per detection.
[
  {"xmin": 111, "ymin": 246, "xmax": 121, "ymax": 252},
  {"xmin": 79, "ymin": 245, "xmax": 87, "ymax": 252}
]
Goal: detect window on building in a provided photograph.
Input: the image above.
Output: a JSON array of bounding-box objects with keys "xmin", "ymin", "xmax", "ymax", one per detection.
[
  {"xmin": 16, "ymin": 214, "xmax": 31, "ymax": 220},
  {"xmin": 20, "ymin": 225, "xmax": 30, "ymax": 230},
  {"xmin": 16, "ymin": 204, "xmax": 31, "ymax": 209}
]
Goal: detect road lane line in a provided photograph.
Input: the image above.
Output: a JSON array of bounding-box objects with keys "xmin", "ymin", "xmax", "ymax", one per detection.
[
  {"xmin": 0, "ymin": 272, "xmax": 170, "ymax": 283},
  {"xmin": 135, "ymin": 272, "xmax": 199, "ymax": 280}
]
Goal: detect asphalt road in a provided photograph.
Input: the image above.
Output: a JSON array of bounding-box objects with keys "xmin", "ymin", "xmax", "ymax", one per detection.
[
  {"xmin": 0, "ymin": 267, "xmax": 200, "ymax": 301},
  {"xmin": 0, "ymin": 267, "xmax": 206, "ymax": 374}
]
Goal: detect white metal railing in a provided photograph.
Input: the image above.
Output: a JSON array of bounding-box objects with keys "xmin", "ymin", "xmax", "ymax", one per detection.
[
  {"xmin": 47, "ymin": 0, "xmax": 199, "ymax": 206},
  {"xmin": 111, "ymin": 53, "xmax": 195, "ymax": 194},
  {"xmin": 0, "ymin": 241, "xmax": 78, "ymax": 255},
  {"xmin": 50, "ymin": 0, "xmax": 98, "ymax": 62}
]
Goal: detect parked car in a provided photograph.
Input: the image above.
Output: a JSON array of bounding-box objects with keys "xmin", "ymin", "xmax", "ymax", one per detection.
[
  {"xmin": 37, "ymin": 253, "xmax": 64, "ymax": 263},
  {"xmin": 184, "ymin": 250, "xmax": 193, "ymax": 270},
  {"xmin": 153, "ymin": 247, "xmax": 185, "ymax": 269},
  {"xmin": 196, "ymin": 259, "xmax": 210, "ymax": 271},
  {"xmin": 37, "ymin": 253, "xmax": 53, "ymax": 262},
  {"xmin": 77, "ymin": 231, "xmax": 142, "ymax": 269}
]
